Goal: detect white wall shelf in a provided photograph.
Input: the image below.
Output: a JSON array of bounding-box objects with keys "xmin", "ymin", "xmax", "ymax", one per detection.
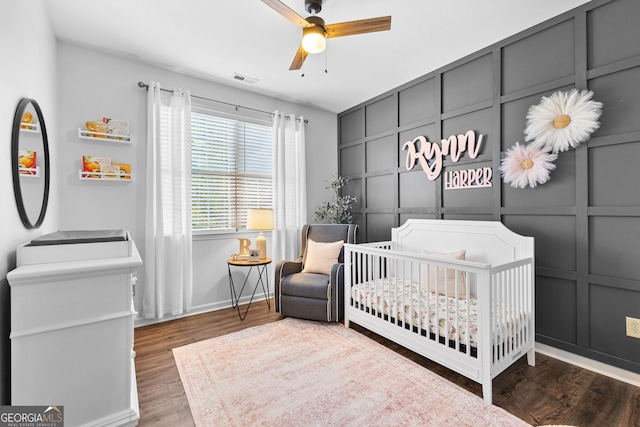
[
  {"xmin": 20, "ymin": 122, "xmax": 40, "ymax": 133},
  {"xmin": 79, "ymin": 170, "xmax": 133, "ymax": 181},
  {"xmin": 78, "ymin": 127, "xmax": 131, "ymax": 143},
  {"xmin": 19, "ymin": 166, "xmax": 40, "ymax": 177}
]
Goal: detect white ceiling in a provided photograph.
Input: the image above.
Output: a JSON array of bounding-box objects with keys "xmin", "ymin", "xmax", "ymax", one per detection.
[{"xmin": 44, "ymin": 0, "xmax": 590, "ymax": 113}]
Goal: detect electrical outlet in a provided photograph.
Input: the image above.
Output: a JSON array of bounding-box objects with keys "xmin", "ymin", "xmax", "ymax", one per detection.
[{"xmin": 626, "ymin": 317, "xmax": 640, "ymax": 339}]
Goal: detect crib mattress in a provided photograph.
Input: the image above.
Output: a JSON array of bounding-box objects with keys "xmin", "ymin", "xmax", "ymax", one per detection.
[{"xmin": 351, "ymin": 277, "xmax": 525, "ymax": 349}]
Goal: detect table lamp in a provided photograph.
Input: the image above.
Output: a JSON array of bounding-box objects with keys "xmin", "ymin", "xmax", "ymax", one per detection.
[{"xmin": 247, "ymin": 208, "xmax": 274, "ymax": 259}]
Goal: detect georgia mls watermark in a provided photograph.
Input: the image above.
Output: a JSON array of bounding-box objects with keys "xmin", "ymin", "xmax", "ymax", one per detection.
[{"xmin": 0, "ymin": 406, "xmax": 63, "ymax": 427}]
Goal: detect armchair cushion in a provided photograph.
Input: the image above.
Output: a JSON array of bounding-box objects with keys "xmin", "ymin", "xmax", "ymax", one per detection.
[
  {"xmin": 280, "ymin": 272, "xmax": 330, "ymax": 300},
  {"xmin": 302, "ymin": 239, "xmax": 344, "ymax": 275}
]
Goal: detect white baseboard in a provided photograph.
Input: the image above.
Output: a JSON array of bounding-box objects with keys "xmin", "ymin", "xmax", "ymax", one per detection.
[
  {"xmin": 134, "ymin": 293, "xmax": 273, "ymax": 328},
  {"xmin": 536, "ymin": 342, "xmax": 640, "ymax": 388}
]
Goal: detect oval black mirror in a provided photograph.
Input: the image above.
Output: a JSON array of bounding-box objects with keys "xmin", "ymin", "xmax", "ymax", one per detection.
[{"xmin": 11, "ymin": 98, "xmax": 50, "ymax": 229}]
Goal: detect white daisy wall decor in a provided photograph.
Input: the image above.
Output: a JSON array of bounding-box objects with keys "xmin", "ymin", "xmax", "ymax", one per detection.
[
  {"xmin": 500, "ymin": 142, "xmax": 558, "ymax": 189},
  {"xmin": 524, "ymin": 88, "xmax": 603, "ymax": 153}
]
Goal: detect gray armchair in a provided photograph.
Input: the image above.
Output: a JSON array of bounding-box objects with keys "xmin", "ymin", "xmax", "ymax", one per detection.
[{"xmin": 274, "ymin": 224, "xmax": 358, "ymax": 322}]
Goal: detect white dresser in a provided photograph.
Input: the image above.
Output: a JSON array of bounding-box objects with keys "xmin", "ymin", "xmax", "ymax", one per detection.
[{"xmin": 7, "ymin": 231, "xmax": 142, "ymax": 427}]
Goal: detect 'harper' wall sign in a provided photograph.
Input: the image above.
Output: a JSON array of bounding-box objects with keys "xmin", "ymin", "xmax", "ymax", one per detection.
[{"xmin": 402, "ymin": 130, "xmax": 492, "ymax": 190}]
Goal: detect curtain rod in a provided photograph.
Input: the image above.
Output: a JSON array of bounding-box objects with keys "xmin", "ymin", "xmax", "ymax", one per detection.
[{"xmin": 137, "ymin": 82, "xmax": 308, "ymax": 123}]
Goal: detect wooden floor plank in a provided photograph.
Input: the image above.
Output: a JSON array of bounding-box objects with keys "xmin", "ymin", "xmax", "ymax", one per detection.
[{"xmin": 134, "ymin": 301, "xmax": 640, "ymax": 426}]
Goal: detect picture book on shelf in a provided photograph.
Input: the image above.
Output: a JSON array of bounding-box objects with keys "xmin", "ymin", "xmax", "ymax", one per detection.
[
  {"xmin": 85, "ymin": 120, "xmax": 107, "ymax": 136},
  {"xmin": 82, "ymin": 155, "xmax": 110, "ymax": 178},
  {"xmin": 105, "ymin": 119, "xmax": 129, "ymax": 137},
  {"xmin": 102, "ymin": 165, "xmax": 121, "ymax": 179},
  {"xmin": 18, "ymin": 150, "xmax": 37, "ymax": 175},
  {"xmin": 85, "ymin": 118, "xmax": 129, "ymax": 140},
  {"xmin": 20, "ymin": 112, "xmax": 34, "ymax": 129},
  {"xmin": 111, "ymin": 163, "xmax": 131, "ymax": 179}
]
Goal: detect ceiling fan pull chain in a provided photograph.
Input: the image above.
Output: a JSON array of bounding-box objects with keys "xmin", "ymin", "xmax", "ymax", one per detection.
[
  {"xmin": 324, "ymin": 49, "xmax": 327, "ymax": 74},
  {"xmin": 324, "ymin": 46, "xmax": 328, "ymax": 73}
]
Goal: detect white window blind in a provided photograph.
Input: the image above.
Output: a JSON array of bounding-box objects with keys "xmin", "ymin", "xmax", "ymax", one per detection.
[{"xmin": 191, "ymin": 111, "xmax": 272, "ymax": 231}]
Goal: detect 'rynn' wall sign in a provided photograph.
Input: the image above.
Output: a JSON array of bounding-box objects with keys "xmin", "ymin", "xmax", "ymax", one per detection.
[{"xmin": 402, "ymin": 130, "xmax": 492, "ymax": 190}]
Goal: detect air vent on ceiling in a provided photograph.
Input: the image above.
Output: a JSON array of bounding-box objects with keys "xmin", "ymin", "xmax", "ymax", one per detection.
[{"xmin": 232, "ymin": 73, "xmax": 259, "ymax": 85}]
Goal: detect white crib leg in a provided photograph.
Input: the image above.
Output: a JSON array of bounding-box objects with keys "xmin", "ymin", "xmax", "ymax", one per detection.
[
  {"xmin": 527, "ymin": 349, "xmax": 535, "ymax": 366},
  {"xmin": 482, "ymin": 381, "xmax": 492, "ymax": 405},
  {"xmin": 344, "ymin": 317, "xmax": 350, "ymax": 329}
]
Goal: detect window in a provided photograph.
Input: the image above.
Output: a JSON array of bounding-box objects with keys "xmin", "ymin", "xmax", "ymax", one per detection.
[{"xmin": 191, "ymin": 110, "xmax": 272, "ymax": 231}]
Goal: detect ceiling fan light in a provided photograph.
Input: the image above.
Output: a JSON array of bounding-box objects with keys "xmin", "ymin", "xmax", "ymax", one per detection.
[{"xmin": 302, "ymin": 25, "xmax": 326, "ymax": 53}]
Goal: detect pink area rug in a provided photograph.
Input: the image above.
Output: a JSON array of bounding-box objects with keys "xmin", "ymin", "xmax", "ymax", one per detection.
[{"xmin": 173, "ymin": 318, "xmax": 530, "ymax": 426}]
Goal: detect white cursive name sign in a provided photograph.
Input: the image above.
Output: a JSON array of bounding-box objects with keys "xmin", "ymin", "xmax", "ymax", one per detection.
[{"xmin": 402, "ymin": 130, "xmax": 492, "ymax": 190}]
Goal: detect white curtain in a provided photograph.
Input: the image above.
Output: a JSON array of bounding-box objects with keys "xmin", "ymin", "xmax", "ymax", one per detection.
[
  {"xmin": 272, "ymin": 112, "xmax": 307, "ymax": 263},
  {"xmin": 143, "ymin": 81, "xmax": 193, "ymax": 319}
]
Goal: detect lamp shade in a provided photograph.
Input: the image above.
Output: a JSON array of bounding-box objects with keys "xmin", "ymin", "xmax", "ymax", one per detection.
[
  {"xmin": 247, "ymin": 208, "xmax": 274, "ymax": 231},
  {"xmin": 247, "ymin": 208, "xmax": 273, "ymax": 260},
  {"xmin": 302, "ymin": 25, "xmax": 326, "ymax": 54}
]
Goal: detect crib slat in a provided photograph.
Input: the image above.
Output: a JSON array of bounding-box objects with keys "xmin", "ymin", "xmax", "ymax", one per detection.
[
  {"xmin": 505, "ymin": 270, "xmax": 511, "ymax": 356},
  {"xmin": 443, "ymin": 266, "xmax": 448, "ymax": 349},
  {"xmin": 468, "ymin": 271, "xmax": 472, "ymax": 356},
  {"xmin": 453, "ymin": 267, "xmax": 459, "ymax": 353},
  {"xmin": 416, "ymin": 260, "xmax": 421, "ymax": 333},
  {"xmin": 503, "ymin": 270, "xmax": 508, "ymax": 359},
  {"xmin": 492, "ymin": 272, "xmax": 497, "ymax": 362},
  {"xmin": 515, "ymin": 268, "xmax": 520, "ymax": 351},
  {"xmin": 373, "ymin": 256, "xmax": 385, "ymax": 318},
  {"xmin": 409, "ymin": 260, "xmax": 414, "ymax": 331},
  {"xmin": 369, "ymin": 253, "xmax": 374, "ymax": 316},
  {"xmin": 493, "ymin": 272, "xmax": 498, "ymax": 362},
  {"xmin": 430, "ymin": 264, "xmax": 435, "ymax": 341},
  {"xmin": 520, "ymin": 264, "xmax": 524, "ymax": 343}
]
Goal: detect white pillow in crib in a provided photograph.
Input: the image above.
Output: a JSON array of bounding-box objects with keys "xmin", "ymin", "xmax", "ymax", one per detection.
[
  {"xmin": 421, "ymin": 250, "xmax": 467, "ymax": 297},
  {"xmin": 303, "ymin": 239, "xmax": 344, "ymax": 275}
]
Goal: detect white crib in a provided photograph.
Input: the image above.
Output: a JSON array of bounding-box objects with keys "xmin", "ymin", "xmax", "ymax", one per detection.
[{"xmin": 344, "ymin": 219, "xmax": 535, "ymax": 404}]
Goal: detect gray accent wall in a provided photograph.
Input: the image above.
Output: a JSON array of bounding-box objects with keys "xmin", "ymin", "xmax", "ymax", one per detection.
[{"xmin": 338, "ymin": 0, "xmax": 640, "ymax": 373}]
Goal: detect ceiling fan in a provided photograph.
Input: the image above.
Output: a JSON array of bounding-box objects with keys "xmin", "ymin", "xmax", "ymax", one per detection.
[{"xmin": 261, "ymin": 0, "xmax": 391, "ymax": 70}]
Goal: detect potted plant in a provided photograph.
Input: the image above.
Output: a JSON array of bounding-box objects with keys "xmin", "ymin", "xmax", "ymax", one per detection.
[{"xmin": 314, "ymin": 174, "xmax": 357, "ymax": 224}]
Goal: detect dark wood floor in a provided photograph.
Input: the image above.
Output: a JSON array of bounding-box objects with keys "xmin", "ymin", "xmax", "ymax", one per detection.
[{"xmin": 134, "ymin": 300, "xmax": 640, "ymax": 426}]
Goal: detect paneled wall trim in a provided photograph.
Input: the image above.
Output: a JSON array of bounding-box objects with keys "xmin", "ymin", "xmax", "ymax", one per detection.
[{"xmin": 338, "ymin": 0, "xmax": 640, "ymax": 373}]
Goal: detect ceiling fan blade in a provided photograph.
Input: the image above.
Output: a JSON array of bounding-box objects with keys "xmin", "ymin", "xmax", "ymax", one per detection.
[
  {"xmin": 326, "ymin": 16, "xmax": 391, "ymax": 38},
  {"xmin": 261, "ymin": 0, "xmax": 309, "ymax": 28},
  {"xmin": 289, "ymin": 44, "xmax": 309, "ymax": 70}
]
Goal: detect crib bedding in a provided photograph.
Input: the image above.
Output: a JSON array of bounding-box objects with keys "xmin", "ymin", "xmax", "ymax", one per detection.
[{"xmin": 351, "ymin": 277, "xmax": 525, "ymax": 349}]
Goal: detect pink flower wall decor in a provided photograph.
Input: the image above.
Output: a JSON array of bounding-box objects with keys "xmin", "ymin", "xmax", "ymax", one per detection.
[
  {"xmin": 500, "ymin": 142, "xmax": 558, "ymax": 189},
  {"xmin": 524, "ymin": 89, "xmax": 603, "ymax": 153}
]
